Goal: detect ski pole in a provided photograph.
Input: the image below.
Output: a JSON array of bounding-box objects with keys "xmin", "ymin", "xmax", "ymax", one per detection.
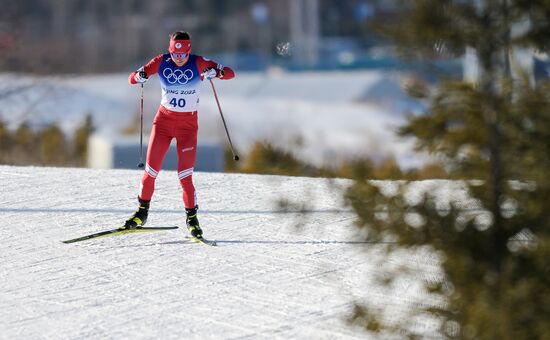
[
  {"xmin": 137, "ymin": 83, "xmax": 145, "ymax": 168},
  {"xmin": 209, "ymin": 78, "xmax": 240, "ymax": 161}
]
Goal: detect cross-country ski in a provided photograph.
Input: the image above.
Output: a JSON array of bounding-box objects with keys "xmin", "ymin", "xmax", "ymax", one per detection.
[{"xmin": 62, "ymin": 226, "xmax": 179, "ymax": 244}]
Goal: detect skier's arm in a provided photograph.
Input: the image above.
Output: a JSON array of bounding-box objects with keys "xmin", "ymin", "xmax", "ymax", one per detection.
[
  {"xmin": 197, "ymin": 56, "xmax": 235, "ymax": 80},
  {"xmin": 128, "ymin": 54, "xmax": 164, "ymax": 84}
]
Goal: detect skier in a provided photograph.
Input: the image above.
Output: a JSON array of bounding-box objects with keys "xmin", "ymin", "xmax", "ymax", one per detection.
[{"xmin": 122, "ymin": 31, "xmax": 235, "ymax": 239}]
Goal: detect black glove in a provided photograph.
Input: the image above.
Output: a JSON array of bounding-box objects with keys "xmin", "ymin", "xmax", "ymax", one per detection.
[{"xmin": 135, "ymin": 71, "xmax": 148, "ymax": 83}]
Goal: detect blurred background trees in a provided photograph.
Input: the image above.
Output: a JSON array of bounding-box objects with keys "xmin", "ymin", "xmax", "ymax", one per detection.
[
  {"xmin": 346, "ymin": 1, "xmax": 550, "ymax": 338},
  {"xmin": 225, "ymin": 140, "xmax": 448, "ymax": 180},
  {"xmin": 0, "ymin": 0, "xmax": 397, "ymax": 74},
  {"xmin": 0, "ymin": 115, "xmax": 93, "ymax": 166}
]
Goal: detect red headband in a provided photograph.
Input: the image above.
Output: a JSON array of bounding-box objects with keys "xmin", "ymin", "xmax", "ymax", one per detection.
[{"xmin": 169, "ymin": 39, "xmax": 191, "ymax": 54}]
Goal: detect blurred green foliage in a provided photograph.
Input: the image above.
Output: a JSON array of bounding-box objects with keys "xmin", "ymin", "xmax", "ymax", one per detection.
[
  {"xmin": 224, "ymin": 140, "xmax": 448, "ymax": 180},
  {"xmin": 346, "ymin": 1, "xmax": 550, "ymax": 339},
  {"xmin": 0, "ymin": 114, "xmax": 94, "ymax": 167}
]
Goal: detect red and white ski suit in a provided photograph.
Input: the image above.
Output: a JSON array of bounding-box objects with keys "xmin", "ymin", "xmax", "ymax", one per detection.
[{"xmin": 129, "ymin": 53, "xmax": 235, "ymax": 208}]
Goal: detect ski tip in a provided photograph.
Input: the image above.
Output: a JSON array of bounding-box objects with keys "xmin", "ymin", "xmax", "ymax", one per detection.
[{"xmin": 187, "ymin": 236, "xmax": 217, "ymax": 246}]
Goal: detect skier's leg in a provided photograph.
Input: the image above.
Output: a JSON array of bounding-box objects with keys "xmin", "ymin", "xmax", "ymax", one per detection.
[
  {"xmin": 123, "ymin": 116, "xmax": 172, "ymax": 229},
  {"xmin": 175, "ymin": 112, "xmax": 199, "ymax": 209},
  {"xmin": 175, "ymin": 116, "xmax": 200, "ymax": 237},
  {"xmin": 139, "ymin": 121, "xmax": 172, "ymax": 201},
  {"xmin": 176, "ymin": 128, "xmax": 198, "ymax": 209}
]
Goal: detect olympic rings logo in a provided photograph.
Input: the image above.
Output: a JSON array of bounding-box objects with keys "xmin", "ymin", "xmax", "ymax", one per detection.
[{"xmin": 162, "ymin": 68, "xmax": 194, "ymax": 84}]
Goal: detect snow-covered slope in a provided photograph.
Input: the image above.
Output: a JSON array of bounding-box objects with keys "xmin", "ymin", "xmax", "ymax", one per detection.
[{"xmin": 0, "ymin": 166, "xmax": 444, "ymax": 339}]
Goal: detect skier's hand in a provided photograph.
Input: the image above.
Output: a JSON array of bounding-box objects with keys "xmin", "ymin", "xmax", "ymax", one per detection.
[
  {"xmin": 203, "ymin": 68, "xmax": 217, "ymax": 80},
  {"xmin": 203, "ymin": 67, "xmax": 226, "ymax": 80},
  {"xmin": 134, "ymin": 71, "xmax": 148, "ymax": 84}
]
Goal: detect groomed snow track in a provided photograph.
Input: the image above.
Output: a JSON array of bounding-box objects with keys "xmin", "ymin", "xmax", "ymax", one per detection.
[{"xmin": 0, "ymin": 166, "xmax": 442, "ymax": 339}]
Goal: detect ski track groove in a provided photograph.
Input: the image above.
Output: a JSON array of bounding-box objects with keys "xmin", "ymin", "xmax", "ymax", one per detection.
[{"xmin": 1, "ymin": 166, "xmax": 445, "ymax": 339}]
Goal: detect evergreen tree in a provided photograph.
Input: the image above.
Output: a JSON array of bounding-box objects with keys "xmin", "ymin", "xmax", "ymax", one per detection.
[
  {"xmin": 237, "ymin": 141, "xmax": 325, "ymax": 177},
  {"xmin": 0, "ymin": 119, "xmax": 11, "ymax": 163},
  {"xmin": 40, "ymin": 124, "xmax": 68, "ymax": 165},
  {"xmin": 12, "ymin": 122, "xmax": 36, "ymax": 164},
  {"xmin": 73, "ymin": 114, "xmax": 94, "ymax": 166},
  {"xmin": 347, "ymin": 1, "xmax": 550, "ymax": 339}
]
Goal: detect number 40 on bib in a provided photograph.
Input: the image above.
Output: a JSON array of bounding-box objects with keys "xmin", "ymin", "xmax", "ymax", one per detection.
[{"xmin": 170, "ymin": 98, "xmax": 186, "ymax": 108}]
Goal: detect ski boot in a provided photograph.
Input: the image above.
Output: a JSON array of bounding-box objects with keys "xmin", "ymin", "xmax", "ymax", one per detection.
[
  {"xmin": 185, "ymin": 206, "xmax": 203, "ymax": 238},
  {"xmin": 121, "ymin": 198, "xmax": 150, "ymax": 230}
]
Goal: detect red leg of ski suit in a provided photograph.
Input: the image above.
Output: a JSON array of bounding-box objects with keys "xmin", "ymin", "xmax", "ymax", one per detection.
[{"xmin": 139, "ymin": 106, "xmax": 198, "ymax": 209}]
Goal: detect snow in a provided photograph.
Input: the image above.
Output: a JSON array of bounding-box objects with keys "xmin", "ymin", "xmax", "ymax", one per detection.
[
  {"xmin": 0, "ymin": 70, "xmax": 427, "ymax": 169},
  {"xmin": 0, "ymin": 165, "xmax": 448, "ymax": 339}
]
